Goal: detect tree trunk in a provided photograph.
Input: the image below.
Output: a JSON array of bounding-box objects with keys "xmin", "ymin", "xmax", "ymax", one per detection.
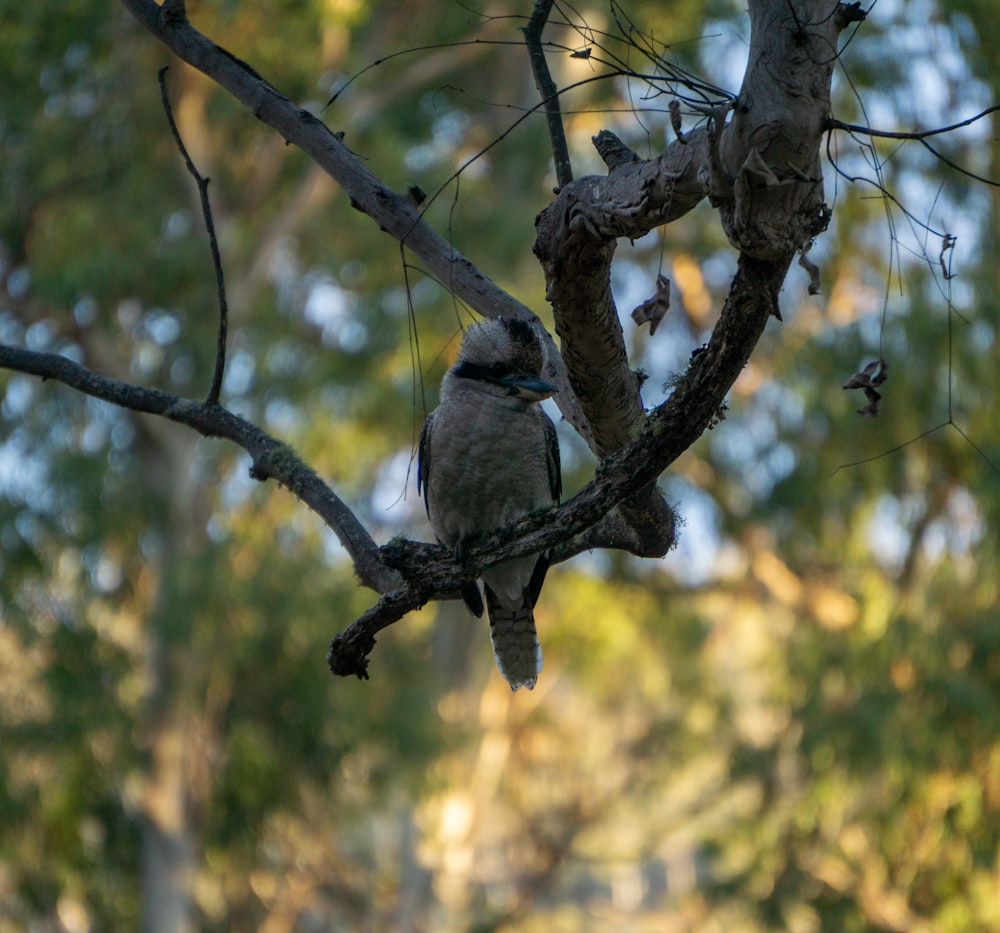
[{"xmin": 139, "ymin": 427, "xmax": 203, "ymax": 933}]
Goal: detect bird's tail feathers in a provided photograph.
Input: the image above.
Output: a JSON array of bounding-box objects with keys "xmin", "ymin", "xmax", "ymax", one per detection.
[{"xmin": 483, "ymin": 583, "xmax": 543, "ymax": 691}]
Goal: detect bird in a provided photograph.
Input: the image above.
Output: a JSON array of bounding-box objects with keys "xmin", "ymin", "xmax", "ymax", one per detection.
[{"xmin": 418, "ymin": 317, "xmax": 561, "ymax": 691}]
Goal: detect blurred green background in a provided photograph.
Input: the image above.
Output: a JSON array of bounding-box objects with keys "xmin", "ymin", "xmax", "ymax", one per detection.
[{"xmin": 1, "ymin": 1, "xmax": 998, "ymax": 930}]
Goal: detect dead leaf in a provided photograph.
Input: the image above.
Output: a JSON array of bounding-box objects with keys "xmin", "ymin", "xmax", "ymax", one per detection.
[
  {"xmin": 843, "ymin": 358, "xmax": 888, "ymax": 416},
  {"xmin": 631, "ymin": 274, "xmax": 671, "ymax": 336}
]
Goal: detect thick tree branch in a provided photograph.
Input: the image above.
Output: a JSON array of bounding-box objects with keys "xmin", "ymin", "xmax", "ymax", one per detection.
[
  {"xmin": 119, "ymin": 0, "xmax": 593, "ymax": 440},
  {"xmin": 713, "ymin": 1, "xmax": 864, "ymax": 257},
  {"xmin": 534, "ymin": 127, "xmax": 712, "ymax": 456},
  {"xmin": 527, "ymin": 1, "xmax": 864, "ymax": 564},
  {"xmin": 0, "ymin": 344, "xmax": 400, "ymax": 594}
]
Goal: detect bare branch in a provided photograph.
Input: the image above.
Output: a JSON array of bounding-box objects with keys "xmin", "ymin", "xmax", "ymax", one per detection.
[
  {"xmin": 157, "ymin": 65, "xmax": 228, "ymax": 405},
  {"xmin": 827, "ymin": 106, "xmax": 1000, "ymax": 142},
  {"xmin": 0, "ymin": 344, "xmax": 400, "ymax": 594},
  {"xmin": 533, "ymin": 125, "xmax": 711, "ymax": 461},
  {"xmin": 533, "ymin": 0, "xmax": 861, "ymax": 458},
  {"xmin": 121, "ymin": 0, "xmax": 525, "ymax": 323},
  {"xmin": 523, "ymin": 0, "xmax": 573, "ymax": 189},
  {"xmin": 120, "ymin": 0, "xmax": 594, "ymax": 444},
  {"xmin": 828, "ymin": 109, "xmax": 1000, "ymax": 188}
]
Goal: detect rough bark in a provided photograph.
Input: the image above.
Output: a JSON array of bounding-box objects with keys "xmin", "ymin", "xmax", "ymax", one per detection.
[
  {"xmin": 534, "ymin": 127, "xmax": 712, "ymax": 454},
  {"xmin": 715, "ymin": 1, "xmax": 865, "ymax": 258},
  {"xmin": 533, "ymin": 3, "xmax": 865, "ymax": 434},
  {"xmin": 525, "ymin": 1, "xmax": 864, "ymax": 578}
]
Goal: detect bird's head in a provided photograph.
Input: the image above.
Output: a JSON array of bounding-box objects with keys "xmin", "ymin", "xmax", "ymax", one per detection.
[{"xmin": 450, "ymin": 318, "xmax": 557, "ymax": 401}]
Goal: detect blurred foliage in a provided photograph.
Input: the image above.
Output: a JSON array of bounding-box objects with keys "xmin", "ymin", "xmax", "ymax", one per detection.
[{"xmin": 1, "ymin": 1, "xmax": 999, "ymax": 931}]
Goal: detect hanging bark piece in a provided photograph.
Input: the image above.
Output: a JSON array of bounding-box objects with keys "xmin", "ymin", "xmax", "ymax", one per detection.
[
  {"xmin": 631, "ymin": 274, "xmax": 671, "ymax": 335},
  {"xmin": 798, "ymin": 240, "xmax": 822, "ymax": 295},
  {"xmin": 843, "ymin": 358, "xmax": 889, "ymax": 417}
]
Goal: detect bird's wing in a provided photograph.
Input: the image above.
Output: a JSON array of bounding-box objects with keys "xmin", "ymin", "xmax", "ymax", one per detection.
[
  {"xmin": 417, "ymin": 411, "xmax": 434, "ymax": 516},
  {"xmin": 543, "ymin": 415, "xmax": 562, "ymax": 503},
  {"xmin": 525, "ymin": 413, "xmax": 560, "ymax": 609},
  {"xmin": 526, "ymin": 552, "xmax": 549, "ymax": 609},
  {"xmin": 418, "ymin": 408, "xmax": 484, "ymax": 618}
]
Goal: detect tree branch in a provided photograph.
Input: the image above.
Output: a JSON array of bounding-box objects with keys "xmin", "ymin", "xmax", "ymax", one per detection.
[
  {"xmin": 523, "ymin": 0, "xmax": 573, "ymax": 189},
  {"xmin": 0, "ymin": 252, "xmax": 779, "ymax": 681},
  {"xmin": 120, "ymin": 0, "xmax": 505, "ymax": 312},
  {"xmin": 0, "ymin": 344, "xmax": 400, "ymax": 593},
  {"xmin": 157, "ymin": 65, "xmax": 228, "ymax": 405},
  {"xmin": 118, "ymin": 0, "xmax": 677, "ymax": 558},
  {"xmin": 534, "ymin": 127, "xmax": 712, "ymax": 456},
  {"xmin": 532, "ymin": 0, "xmax": 862, "ymax": 453},
  {"xmin": 120, "ymin": 0, "xmax": 596, "ymax": 445},
  {"xmin": 827, "ymin": 105, "xmax": 1000, "ymax": 141},
  {"xmin": 97, "ymin": 0, "xmax": 860, "ymax": 681}
]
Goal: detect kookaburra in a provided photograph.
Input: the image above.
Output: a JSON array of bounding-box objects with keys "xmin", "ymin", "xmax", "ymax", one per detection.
[{"xmin": 419, "ymin": 317, "xmax": 561, "ymax": 691}]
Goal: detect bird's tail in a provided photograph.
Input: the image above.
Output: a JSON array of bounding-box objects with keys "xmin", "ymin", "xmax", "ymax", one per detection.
[{"xmin": 483, "ymin": 583, "xmax": 543, "ymax": 691}]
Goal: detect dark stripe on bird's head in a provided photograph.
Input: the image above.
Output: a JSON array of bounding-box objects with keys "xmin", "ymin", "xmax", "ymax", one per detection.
[
  {"xmin": 452, "ymin": 360, "xmax": 556, "ymax": 400},
  {"xmin": 452, "ymin": 360, "xmax": 518, "ymax": 383}
]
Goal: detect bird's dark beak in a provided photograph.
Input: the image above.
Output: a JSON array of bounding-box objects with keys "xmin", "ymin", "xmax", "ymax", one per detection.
[{"xmin": 496, "ymin": 374, "xmax": 558, "ymax": 402}]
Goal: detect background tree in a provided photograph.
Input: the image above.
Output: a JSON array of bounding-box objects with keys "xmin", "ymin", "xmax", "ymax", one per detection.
[{"xmin": 1, "ymin": 1, "xmax": 998, "ymax": 931}]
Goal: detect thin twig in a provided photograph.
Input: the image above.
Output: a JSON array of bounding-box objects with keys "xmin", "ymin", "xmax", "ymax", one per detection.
[
  {"xmin": 831, "ymin": 422, "xmax": 949, "ymax": 474},
  {"xmin": 157, "ymin": 65, "xmax": 229, "ymax": 405},
  {"xmin": 827, "ymin": 106, "xmax": 1000, "ymax": 142},
  {"xmin": 523, "ymin": 0, "xmax": 573, "ymax": 188},
  {"xmin": 919, "ymin": 137, "xmax": 1000, "ymax": 188}
]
